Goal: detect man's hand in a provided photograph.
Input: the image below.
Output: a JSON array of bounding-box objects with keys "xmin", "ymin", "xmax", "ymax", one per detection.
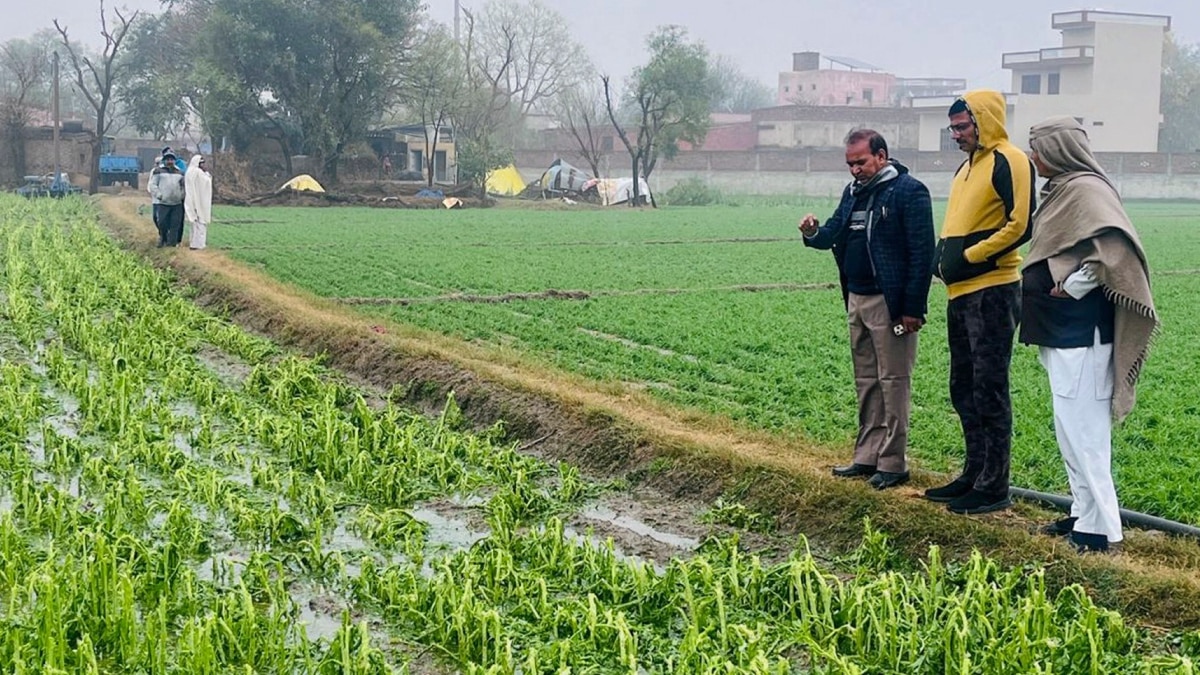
[
  {"xmin": 1049, "ymin": 287, "xmax": 1070, "ymax": 298},
  {"xmin": 798, "ymin": 214, "xmax": 819, "ymax": 237},
  {"xmin": 900, "ymin": 316, "xmax": 924, "ymax": 334}
]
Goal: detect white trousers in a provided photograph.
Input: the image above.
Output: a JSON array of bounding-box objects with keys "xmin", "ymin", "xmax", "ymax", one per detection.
[
  {"xmin": 1039, "ymin": 330, "xmax": 1121, "ymax": 543},
  {"xmin": 189, "ymin": 219, "xmax": 207, "ymax": 249}
]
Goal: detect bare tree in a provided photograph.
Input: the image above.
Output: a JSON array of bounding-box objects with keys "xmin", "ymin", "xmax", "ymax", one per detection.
[
  {"xmin": 0, "ymin": 39, "xmax": 48, "ymax": 182},
  {"xmin": 476, "ymin": 0, "xmax": 586, "ymax": 117},
  {"xmin": 554, "ymin": 80, "xmax": 607, "ymax": 178},
  {"xmin": 54, "ymin": 0, "xmax": 139, "ymax": 194},
  {"xmin": 454, "ymin": 8, "xmax": 520, "ymax": 192}
]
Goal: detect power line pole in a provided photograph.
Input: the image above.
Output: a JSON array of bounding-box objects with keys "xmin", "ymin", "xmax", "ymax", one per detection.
[
  {"xmin": 454, "ymin": 0, "xmax": 461, "ymax": 42},
  {"xmin": 52, "ymin": 51, "xmax": 61, "ymax": 187}
]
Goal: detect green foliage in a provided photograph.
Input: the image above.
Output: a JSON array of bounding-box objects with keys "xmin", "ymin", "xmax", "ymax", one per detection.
[
  {"xmin": 632, "ymin": 26, "xmax": 713, "ymax": 167},
  {"xmin": 174, "ymin": 0, "xmax": 422, "ymax": 180},
  {"xmin": 663, "ymin": 177, "xmax": 725, "ymax": 206},
  {"xmin": 118, "ymin": 13, "xmax": 195, "ymax": 139},
  {"xmin": 456, "ymin": 136, "xmax": 515, "ymax": 189},
  {"xmin": 0, "ymin": 195, "xmax": 1196, "ymax": 673},
  {"xmin": 699, "ymin": 497, "xmax": 775, "ymax": 533},
  {"xmin": 212, "ymin": 200, "xmax": 1200, "ymax": 525}
]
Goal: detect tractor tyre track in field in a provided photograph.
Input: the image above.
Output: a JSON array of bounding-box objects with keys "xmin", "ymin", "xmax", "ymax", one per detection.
[{"xmin": 99, "ymin": 195, "xmax": 1200, "ymax": 631}]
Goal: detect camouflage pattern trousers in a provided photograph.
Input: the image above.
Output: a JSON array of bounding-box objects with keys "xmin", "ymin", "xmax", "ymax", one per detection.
[{"xmin": 946, "ymin": 281, "xmax": 1020, "ymax": 496}]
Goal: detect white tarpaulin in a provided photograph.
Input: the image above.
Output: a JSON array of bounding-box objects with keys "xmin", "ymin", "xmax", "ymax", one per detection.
[{"xmin": 593, "ymin": 177, "xmax": 652, "ymax": 206}]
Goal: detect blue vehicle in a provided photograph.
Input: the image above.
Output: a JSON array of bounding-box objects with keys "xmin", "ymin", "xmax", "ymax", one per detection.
[{"xmin": 99, "ymin": 154, "xmax": 141, "ymax": 188}]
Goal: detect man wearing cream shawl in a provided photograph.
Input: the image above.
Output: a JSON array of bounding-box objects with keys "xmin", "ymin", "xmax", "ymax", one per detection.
[
  {"xmin": 185, "ymin": 155, "xmax": 213, "ymax": 250},
  {"xmin": 1021, "ymin": 116, "xmax": 1159, "ymax": 554}
]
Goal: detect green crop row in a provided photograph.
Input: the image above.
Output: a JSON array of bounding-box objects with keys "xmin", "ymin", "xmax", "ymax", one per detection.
[{"xmin": 2, "ymin": 195, "xmax": 1198, "ymax": 671}]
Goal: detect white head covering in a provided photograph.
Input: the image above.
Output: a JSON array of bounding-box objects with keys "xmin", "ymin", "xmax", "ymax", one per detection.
[{"xmin": 184, "ymin": 155, "xmax": 213, "ymax": 225}]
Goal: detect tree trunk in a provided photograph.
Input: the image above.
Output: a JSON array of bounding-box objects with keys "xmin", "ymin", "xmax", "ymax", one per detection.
[
  {"xmin": 276, "ymin": 136, "xmax": 294, "ymax": 178},
  {"xmin": 426, "ymin": 133, "xmax": 439, "ymax": 188},
  {"xmin": 3, "ymin": 122, "xmax": 27, "ymax": 184},
  {"xmin": 629, "ymin": 153, "xmax": 640, "ymax": 207}
]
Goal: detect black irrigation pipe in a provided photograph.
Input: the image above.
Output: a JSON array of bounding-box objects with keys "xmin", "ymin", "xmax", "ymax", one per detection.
[{"xmin": 1010, "ymin": 486, "xmax": 1200, "ymax": 541}]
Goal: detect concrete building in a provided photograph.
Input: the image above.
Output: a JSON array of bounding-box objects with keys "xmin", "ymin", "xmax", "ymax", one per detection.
[
  {"xmin": 1003, "ymin": 10, "xmax": 1170, "ymax": 152},
  {"xmin": 894, "ymin": 78, "xmax": 968, "ymax": 106},
  {"xmin": 754, "ymin": 105, "xmax": 922, "ymax": 150},
  {"xmin": 777, "ymin": 52, "xmax": 895, "ymax": 107},
  {"xmin": 910, "ymin": 93, "xmax": 1019, "ymax": 152}
]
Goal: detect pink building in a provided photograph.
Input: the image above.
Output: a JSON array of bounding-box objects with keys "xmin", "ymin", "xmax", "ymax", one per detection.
[{"xmin": 778, "ymin": 52, "xmax": 895, "ymax": 107}]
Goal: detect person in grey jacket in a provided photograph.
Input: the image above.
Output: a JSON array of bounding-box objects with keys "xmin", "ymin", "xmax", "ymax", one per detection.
[{"xmin": 149, "ymin": 150, "xmax": 186, "ymax": 247}]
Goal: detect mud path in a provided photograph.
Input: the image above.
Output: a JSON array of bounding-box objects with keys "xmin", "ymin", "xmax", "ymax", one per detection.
[{"xmin": 98, "ymin": 195, "xmax": 1200, "ymax": 630}]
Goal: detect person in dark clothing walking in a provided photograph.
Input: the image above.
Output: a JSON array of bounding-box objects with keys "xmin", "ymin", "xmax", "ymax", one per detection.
[
  {"xmin": 798, "ymin": 129, "xmax": 935, "ymax": 490},
  {"xmin": 148, "ymin": 150, "xmax": 186, "ymax": 247},
  {"xmin": 925, "ymin": 90, "xmax": 1035, "ymax": 514}
]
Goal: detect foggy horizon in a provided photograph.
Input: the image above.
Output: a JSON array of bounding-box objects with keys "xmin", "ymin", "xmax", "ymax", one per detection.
[{"xmin": 7, "ymin": 0, "xmax": 1199, "ymax": 98}]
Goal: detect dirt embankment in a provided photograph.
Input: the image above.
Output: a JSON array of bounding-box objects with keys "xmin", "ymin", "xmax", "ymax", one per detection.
[{"xmin": 99, "ymin": 195, "xmax": 1200, "ymax": 631}]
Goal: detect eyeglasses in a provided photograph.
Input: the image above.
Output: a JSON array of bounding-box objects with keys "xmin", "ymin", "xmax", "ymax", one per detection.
[{"xmin": 947, "ymin": 122, "xmax": 975, "ymax": 134}]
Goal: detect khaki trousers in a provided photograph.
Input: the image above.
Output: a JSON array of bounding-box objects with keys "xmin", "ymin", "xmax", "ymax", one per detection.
[{"xmin": 848, "ymin": 292, "xmax": 918, "ymax": 473}]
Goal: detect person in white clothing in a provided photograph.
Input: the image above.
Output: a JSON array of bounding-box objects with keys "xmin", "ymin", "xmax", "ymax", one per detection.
[
  {"xmin": 185, "ymin": 155, "xmax": 213, "ymax": 250},
  {"xmin": 1020, "ymin": 116, "xmax": 1159, "ymax": 554}
]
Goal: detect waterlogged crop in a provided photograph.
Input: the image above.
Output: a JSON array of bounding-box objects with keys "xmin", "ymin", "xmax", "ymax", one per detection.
[{"xmin": 0, "ymin": 195, "xmax": 1194, "ymax": 672}]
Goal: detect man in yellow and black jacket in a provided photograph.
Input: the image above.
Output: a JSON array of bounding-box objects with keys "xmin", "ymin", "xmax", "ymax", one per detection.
[{"xmin": 924, "ymin": 89, "xmax": 1034, "ymax": 515}]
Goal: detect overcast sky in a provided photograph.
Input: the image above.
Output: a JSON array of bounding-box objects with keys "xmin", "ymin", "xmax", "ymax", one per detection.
[{"xmin": 9, "ymin": 0, "xmax": 1200, "ymax": 92}]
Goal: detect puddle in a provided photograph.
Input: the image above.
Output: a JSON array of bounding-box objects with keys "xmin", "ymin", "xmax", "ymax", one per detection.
[
  {"xmin": 296, "ymin": 594, "xmax": 346, "ymax": 642},
  {"xmin": 576, "ymin": 504, "xmax": 700, "ymax": 550},
  {"xmin": 411, "ymin": 501, "xmax": 491, "ymax": 553},
  {"xmin": 195, "ymin": 346, "xmax": 253, "ymax": 387}
]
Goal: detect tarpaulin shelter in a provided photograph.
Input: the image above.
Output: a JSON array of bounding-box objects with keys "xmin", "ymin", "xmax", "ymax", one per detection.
[
  {"xmin": 279, "ymin": 174, "xmax": 325, "ymax": 192},
  {"xmin": 485, "ymin": 165, "xmax": 526, "ymax": 196},
  {"xmin": 591, "ymin": 177, "xmax": 652, "ymax": 206},
  {"xmin": 536, "ymin": 159, "xmax": 592, "ymax": 195}
]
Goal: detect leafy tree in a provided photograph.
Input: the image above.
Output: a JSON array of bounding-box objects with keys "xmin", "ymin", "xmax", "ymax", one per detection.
[
  {"xmin": 183, "ymin": 0, "xmax": 421, "ymax": 182},
  {"xmin": 708, "ymin": 55, "xmax": 774, "ymax": 113},
  {"xmin": 53, "ymin": 0, "xmax": 140, "ymax": 193},
  {"xmin": 118, "ymin": 10, "xmax": 200, "ymax": 140},
  {"xmin": 604, "ymin": 26, "xmax": 713, "ymax": 207},
  {"xmin": 1160, "ymin": 33, "xmax": 1200, "ymax": 152}
]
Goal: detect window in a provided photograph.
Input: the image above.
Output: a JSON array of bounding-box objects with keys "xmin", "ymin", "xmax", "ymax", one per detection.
[
  {"xmin": 863, "ymin": 89, "xmax": 874, "ymax": 104},
  {"xmin": 784, "ymin": 86, "xmax": 790, "ymax": 93},
  {"xmin": 601, "ymin": 136, "xmax": 613, "ymax": 152},
  {"xmin": 811, "ymin": 84, "xmax": 817, "ymax": 90},
  {"xmin": 1021, "ymin": 74, "xmax": 1041, "ymax": 94},
  {"xmin": 1092, "ymin": 121, "xmax": 1105, "ymax": 127},
  {"xmin": 1048, "ymin": 73, "xmax": 1061, "ymax": 95}
]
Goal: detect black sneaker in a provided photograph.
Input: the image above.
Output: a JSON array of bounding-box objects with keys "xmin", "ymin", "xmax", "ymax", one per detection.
[
  {"xmin": 947, "ymin": 489, "xmax": 1012, "ymax": 515},
  {"xmin": 868, "ymin": 471, "xmax": 910, "ymax": 490},
  {"xmin": 923, "ymin": 478, "xmax": 973, "ymax": 503},
  {"xmin": 1040, "ymin": 516, "xmax": 1077, "ymax": 537},
  {"xmin": 832, "ymin": 463, "xmax": 876, "ymax": 478},
  {"xmin": 1070, "ymin": 531, "xmax": 1110, "ymax": 553}
]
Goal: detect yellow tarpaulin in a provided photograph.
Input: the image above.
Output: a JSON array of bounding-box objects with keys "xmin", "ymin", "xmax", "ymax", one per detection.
[
  {"xmin": 485, "ymin": 165, "xmax": 526, "ymax": 197},
  {"xmin": 279, "ymin": 174, "xmax": 325, "ymax": 192}
]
